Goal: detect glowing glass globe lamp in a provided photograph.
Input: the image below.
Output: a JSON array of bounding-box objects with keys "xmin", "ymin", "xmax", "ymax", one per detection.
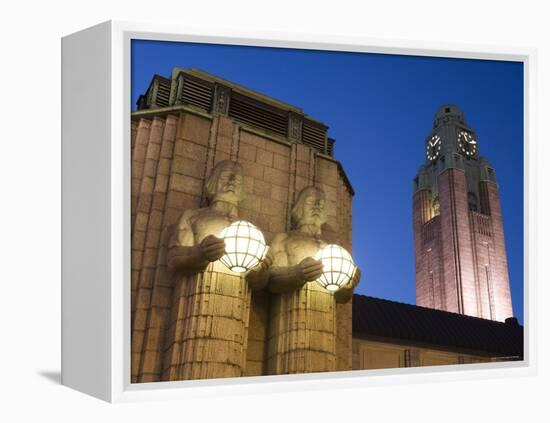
[
  {"xmin": 219, "ymin": 220, "xmax": 268, "ymax": 273},
  {"xmin": 314, "ymin": 244, "xmax": 357, "ymax": 292}
]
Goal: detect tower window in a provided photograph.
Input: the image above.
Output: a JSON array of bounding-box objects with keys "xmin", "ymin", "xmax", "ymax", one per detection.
[
  {"xmin": 445, "ymin": 107, "xmax": 451, "ymax": 113},
  {"xmin": 432, "ymin": 196, "xmax": 440, "ymax": 216},
  {"xmin": 468, "ymin": 192, "xmax": 478, "ymax": 212}
]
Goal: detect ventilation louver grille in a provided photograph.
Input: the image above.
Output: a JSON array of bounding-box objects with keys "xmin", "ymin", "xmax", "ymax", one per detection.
[
  {"xmin": 302, "ymin": 120, "xmax": 328, "ymax": 155},
  {"xmin": 327, "ymin": 138, "xmax": 335, "ymax": 156},
  {"xmin": 137, "ymin": 73, "xmax": 337, "ymax": 158},
  {"xmin": 180, "ymin": 76, "xmax": 213, "ymax": 111},
  {"xmin": 155, "ymin": 78, "xmax": 171, "ymax": 108},
  {"xmin": 228, "ymin": 93, "xmax": 287, "ymax": 137}
]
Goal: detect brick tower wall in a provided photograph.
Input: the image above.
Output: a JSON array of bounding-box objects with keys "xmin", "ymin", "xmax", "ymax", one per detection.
[
  {"xmin": 478, "ymin": 181, "xmax": 514, "ymax": 321},
  {"xmin": 413, "ymin": 189, "xmax": 432, "ymax": 307},
  {"xmin": 413, "ymin": 170, "xmax": 514, "ymax": 322},
  {"xmin": 131, "ymin": 110, "xmax": 354, "ymax": 382},
  {"xmin": 413, "ymin": 187, "xmax": 448, "ymax": 311},
  {"xmin": 468, "ymin": 209, "xmax": 494, "ymax": 320},
  {"xmin": 436, "ymin": 168, "xmax": 478, "ymax": 316}
]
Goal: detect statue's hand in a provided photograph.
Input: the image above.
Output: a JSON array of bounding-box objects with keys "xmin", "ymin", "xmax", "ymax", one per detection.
[
  {"xmin": 334, "ymin": 266, "xmax": 361, "ymax": 304},
  {"xmin": 350, "ymin": 267, "xmax": 361, "ymax": 289},
  {"xmin": 259, "ymin": 247, "xmax": 273, "ymax": 271},
  {"xmin": 298, "ymin": 257, "xmax": 324, "ymax": 282},
  {"xmin": 198, "ymin": 235, "xmax": 226, "ymax": 262},
  {"xmin": 248, "ymin": 247, "xmax": 273, "ymax": 274},
  {"xmin": 246, "ymin": 248, "xmax": 273, "ymax": 291}
]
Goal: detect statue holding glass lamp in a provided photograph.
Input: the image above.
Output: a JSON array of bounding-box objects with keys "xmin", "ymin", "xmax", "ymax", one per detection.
[
  {"xmin": 166, "ymin": 160, "xmax": 271, "ymax": 380},
  {"xmin": 266, "ymin": 186, "xmax": 360, "ymax": 374}
]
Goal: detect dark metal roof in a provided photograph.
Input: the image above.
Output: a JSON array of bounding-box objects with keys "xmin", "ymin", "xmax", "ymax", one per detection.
[{"xmin": 352, "ymin": 294, "xmax": 523, "ymax": 358}]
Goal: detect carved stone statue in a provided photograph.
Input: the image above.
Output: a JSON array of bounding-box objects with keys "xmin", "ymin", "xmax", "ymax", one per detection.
[
  {"xmin": 166, "ymin": 160, "xmax": 270, "ymax": 380},
  {"xmin": 267, "ymin": 186, "xmax": 360, "ymax": 374}
]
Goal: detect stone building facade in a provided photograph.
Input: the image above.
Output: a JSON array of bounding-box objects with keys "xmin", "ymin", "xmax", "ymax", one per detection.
[
  {"xmin": 413, "ymin": 105, "xmax": 514, "ymax": 322},
  {"xmin": 131, "ymin": 68, "xmax": 354, "ymax": 382},
  {"xmin": 131, "ymin": 69, "xmax": 521, "ymax": 383}
]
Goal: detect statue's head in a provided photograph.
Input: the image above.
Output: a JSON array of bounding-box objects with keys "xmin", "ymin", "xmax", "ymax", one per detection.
[
  {"xmin": 205, "ymin": 160, "xmax": 244, "ymax": 205},
  {"xmin": 291, "ymin": 186, "xmax": 327, "ymax": 229}
]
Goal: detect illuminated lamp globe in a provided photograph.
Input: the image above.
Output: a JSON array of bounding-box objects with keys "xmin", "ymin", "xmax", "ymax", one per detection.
[
  {"xmin": 314, "ymin": 244, "xmax": 356, "ymax": 292},
  {"xmin": 219, "ymin": 220, "xmax": 267, "ymax": 273}
]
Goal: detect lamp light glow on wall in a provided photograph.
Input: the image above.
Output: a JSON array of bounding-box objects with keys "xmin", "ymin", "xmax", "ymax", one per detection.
[
  {"xmin": 314, "ymin": 244, "xmax": 357, "ymax": 292},
  {"xmin": 219, "ymin": 220, "xmax": 268, "ymax": 273}
]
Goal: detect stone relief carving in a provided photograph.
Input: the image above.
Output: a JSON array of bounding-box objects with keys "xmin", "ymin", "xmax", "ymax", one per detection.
[
  {"xmin": 288, "ymin": 113, "xmax": 303, "ymax": 142},
  {"xmin": 213, "ymin": 84, "xmax": 231, "ymax": 115}
]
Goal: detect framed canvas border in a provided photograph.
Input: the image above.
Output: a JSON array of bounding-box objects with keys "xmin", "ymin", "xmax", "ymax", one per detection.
[{"xmin": 61, "ymin": 20, "xmax": 537, "ymax": 403}]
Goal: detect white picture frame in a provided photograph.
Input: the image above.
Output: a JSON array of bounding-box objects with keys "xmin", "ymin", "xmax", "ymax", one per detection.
[{"xmin": 61, "ymin": 20, "xmax": 537, "ymax": 403}]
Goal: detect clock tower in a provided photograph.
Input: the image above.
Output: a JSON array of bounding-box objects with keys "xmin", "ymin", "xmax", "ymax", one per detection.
[{"xmin": 413, "ymin": 104, "xmax": 513, "ymax": 322}]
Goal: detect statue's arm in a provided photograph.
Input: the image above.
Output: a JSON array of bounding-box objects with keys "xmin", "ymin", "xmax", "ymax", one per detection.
[
  {"xmin": 267, "ymin": 234, "xmax": 323, "ymax": 293},
  {"xmin": 245, "ymin": 248, "xmax": 273, "ymax": 291},
  {"xmin": 166, "ymin": 211, "xmax": 225, "ymax": 275}
]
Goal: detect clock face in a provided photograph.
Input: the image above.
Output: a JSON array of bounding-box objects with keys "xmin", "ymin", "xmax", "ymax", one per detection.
[
  {"xmin": 426, "ymin": 135, "xmax": 441, "ymax": 161},
  {"xmin": 458, "ymin": 130, "xmax": 477, "ymax": 157}
]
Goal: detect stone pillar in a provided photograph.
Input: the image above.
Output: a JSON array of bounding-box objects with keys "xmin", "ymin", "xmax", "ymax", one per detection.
[
  {"xmin": 163, "ymin": 261, "xmax": 251, "ymax": 380},
  {"xmin": 131, "ymin": 120, "xmax": 138, "ymax": 153},
  {"xmin": 132, "ymin": 111, "xmax": 213, "ymax": 382},
  {"xmin": 335, "ymin": 301, "xmax": 353, "ymax": 371},
  {"xmin": 268, "ymin": 283, "xmax": 336, "ymax": 374},
  {"xmin": 131, "ymin": 119, "xmax": 151, "ymax": 230}
]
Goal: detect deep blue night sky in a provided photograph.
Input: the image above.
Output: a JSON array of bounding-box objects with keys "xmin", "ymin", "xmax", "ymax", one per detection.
[{"xmin": 131, "ymin": 40, "xmax": 524, "ymax": 324}]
